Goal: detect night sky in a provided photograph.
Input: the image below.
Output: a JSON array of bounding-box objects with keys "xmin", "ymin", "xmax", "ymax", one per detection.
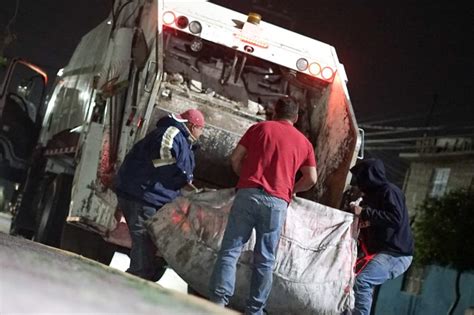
[
  {"xmin": 1, "ymin": 1, "xmax": 109, "ymax": 74},
  {"xmin": 2, "ymin": 1, "xmax": 473, "ymax": 183}
]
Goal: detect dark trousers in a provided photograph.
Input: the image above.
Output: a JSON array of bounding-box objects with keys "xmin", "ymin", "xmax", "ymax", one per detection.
[{"xmin": 117, "ymin": 197, "xmax": 163, "ymax": 281}]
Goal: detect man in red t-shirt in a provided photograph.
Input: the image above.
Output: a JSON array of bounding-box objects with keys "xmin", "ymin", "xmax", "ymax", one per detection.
[{"xmin": 209, "ymin": 98, "xmax": 318, "ymax": 315}]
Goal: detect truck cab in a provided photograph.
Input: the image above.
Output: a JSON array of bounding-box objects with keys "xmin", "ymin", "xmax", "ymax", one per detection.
[{"xmin": 0, "ymin": 58, "xmax": 47, "ymax": 222}]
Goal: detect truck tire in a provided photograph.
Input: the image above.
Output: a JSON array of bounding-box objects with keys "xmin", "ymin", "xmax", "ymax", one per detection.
[
  {"xmin": 34, "ymin": 174, "xmax": 72, "ymax": 247},
  {"xmin": 60, "ymin": 223, "xmax": 116, "ymax": 265}
]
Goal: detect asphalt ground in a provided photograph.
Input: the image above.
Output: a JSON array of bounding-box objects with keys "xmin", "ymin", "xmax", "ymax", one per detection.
[{"xmin": 0, "ymin": 232, "xmax": 238, "ymax": 315}]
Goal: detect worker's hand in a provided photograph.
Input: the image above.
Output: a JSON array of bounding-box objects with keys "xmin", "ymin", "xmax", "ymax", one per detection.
[
  {"xmin": 289, "ymin": 193, "xmax": 300, "ymax": 206},
  {"xmin": 350, "ymin": 204, "xmax": 363, "ymax": 216},
  {"xmin": 188, "ymin": 182, "xmax": 203, "ymax": 193},
  {"xmin": 181, "ymin": 188, "xmax": 203, "ymax": 197},
  {"xmin": 181, "ymin": 182, "xmax": 202, "ymax": 197}
]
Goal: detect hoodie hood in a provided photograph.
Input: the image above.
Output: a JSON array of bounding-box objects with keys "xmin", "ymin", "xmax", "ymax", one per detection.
[{"xmin": 350, "ymin": 158, "xmax": 388, "ymax": 193}]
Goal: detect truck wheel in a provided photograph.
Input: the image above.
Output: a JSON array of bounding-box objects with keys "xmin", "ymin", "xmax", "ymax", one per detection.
[
  {"xmin": 60, "ymin": 223, "xmax": 116, "ymax": 265},
  {"xmin": 34, "ymin": 174, "xmax": 72, "ymax": 247}
]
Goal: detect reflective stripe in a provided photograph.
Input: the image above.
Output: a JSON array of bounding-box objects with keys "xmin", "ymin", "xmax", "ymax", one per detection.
[
  {"xmin": 152, "ymin": 157, "xmax": 177, "ymax": 168},
  {"xmin": 155, "ymin": 126, "xmax": 180, "ymax": 168}
]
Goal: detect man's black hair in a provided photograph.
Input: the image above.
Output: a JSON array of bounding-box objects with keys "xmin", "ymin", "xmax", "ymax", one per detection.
[{"xmin": 274, "ymin": 97, "xmax": 299, "ymax": 120}]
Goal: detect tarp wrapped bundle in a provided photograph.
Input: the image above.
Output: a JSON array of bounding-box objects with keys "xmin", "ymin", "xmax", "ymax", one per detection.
[{"xmin": 146, "ymin": 188, "xmax": 357, "ymax": 314}]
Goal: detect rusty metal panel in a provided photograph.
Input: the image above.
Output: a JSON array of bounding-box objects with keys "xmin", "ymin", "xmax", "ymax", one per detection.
[{"xmin": 149, "ymin": 82, "xmax": 262, "ymax": 188}]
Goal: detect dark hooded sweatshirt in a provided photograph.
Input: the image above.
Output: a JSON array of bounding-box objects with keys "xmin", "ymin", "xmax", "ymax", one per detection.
[{"xmin": 350, "ymin": 158, "xmax": 414, "ymax": 255}]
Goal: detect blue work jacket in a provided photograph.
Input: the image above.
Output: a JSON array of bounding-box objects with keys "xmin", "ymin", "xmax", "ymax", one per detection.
[{"xmin": 115, "ymin": 115, "xmax": 196, "ymax": 207}]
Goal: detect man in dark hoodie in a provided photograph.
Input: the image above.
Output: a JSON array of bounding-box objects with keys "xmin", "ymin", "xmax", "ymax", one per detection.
[
  {"xmin": 349, "ymin": 158, "xmax": 414, "ymax": 315},
  {"xmin": 115, "ymin": 108, "xmax": 205, "ymax": 281}
]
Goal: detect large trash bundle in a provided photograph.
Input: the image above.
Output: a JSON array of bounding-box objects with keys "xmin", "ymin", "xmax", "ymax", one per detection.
[{"xmin": 147, "ymin": 188, "xmax": 356, "ymax": 314}]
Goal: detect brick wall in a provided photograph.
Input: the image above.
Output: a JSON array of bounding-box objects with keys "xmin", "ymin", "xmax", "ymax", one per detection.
[{"xmin": 403, "ymin": 157, "xmax": 474, "ymax": 214}]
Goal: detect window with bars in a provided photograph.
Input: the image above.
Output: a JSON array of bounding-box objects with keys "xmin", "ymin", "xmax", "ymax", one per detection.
[{"xmin": 429, "ymin": 168, "xmax": 450, "ymax": 198}]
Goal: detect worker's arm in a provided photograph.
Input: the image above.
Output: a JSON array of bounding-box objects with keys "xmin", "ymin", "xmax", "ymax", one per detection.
[
  {"xmin": 352, "ymin": 190, "xmax": 403, "ymax": 228},
  {"xmin": 230, "ymin": 144, "xmax": 247, "ymax": 176},
  {"xmin": 293, "ymin": 166, "xmax": 317, "ymax": 194}
]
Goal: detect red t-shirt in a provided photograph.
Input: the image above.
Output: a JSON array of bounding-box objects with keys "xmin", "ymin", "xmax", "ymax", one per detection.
[{"xmin": 237, "ymin": 120, "xmax": 317, "ymax": 202}]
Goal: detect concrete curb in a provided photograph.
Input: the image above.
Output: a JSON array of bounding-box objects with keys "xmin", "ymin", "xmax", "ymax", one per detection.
[{"xmin": 0, "ymin": 211, "xmax": 12, "ymax": 234}]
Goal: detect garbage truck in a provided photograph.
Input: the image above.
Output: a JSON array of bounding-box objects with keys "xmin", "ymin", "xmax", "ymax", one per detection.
[{"xmin": 9, "ymin": 0, "xmax": 363, "ymax": 308}]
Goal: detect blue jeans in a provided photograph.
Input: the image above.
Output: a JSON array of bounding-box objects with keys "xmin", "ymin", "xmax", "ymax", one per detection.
[
  {"xmin": 118, "ymin": 197, "xmax": 163, "ymax": 281},
  {"xmin": 353, "ymin": 252, "xmax": 412, "ymax": 315},
  {"xmin": 209, "ymin": 188, "xmax": 288, "ymax": 315}
]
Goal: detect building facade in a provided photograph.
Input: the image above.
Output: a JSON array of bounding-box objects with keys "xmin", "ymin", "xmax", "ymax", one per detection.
[
  {"xmin": 401, "ymin": 137, "xmax": 474, "ymax": 215},
  {"xmin": 374, "ymin": 136, "xmax": 474, "ymax": 315}
]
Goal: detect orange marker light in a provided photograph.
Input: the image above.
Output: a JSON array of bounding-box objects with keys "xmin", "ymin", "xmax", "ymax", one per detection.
[
  {"xmin": 321, "ymin": 66, "xmax": 335, "ymax": 80},
  {"xmin": 308, "ymin": 62, "xmax": 321, "ymax": 76}
]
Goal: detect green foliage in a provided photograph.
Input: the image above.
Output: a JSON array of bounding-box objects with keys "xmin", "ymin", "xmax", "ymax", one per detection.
[
  {"xmin": 0, "ymin": 55, "xmax": 7, "ymax": 68},
  {"xmin": 413, "ymin": 188, "xmax": 474, "ymax": 271}
]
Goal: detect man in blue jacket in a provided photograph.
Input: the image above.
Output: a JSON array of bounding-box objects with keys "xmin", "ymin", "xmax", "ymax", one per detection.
[
  {"xmin": 349, "ymin": 158, "xmax": 414, "ymax": 315},
  {"xmin": 115, "ymin": 108, "xmax": 205, "ymax": 281}
]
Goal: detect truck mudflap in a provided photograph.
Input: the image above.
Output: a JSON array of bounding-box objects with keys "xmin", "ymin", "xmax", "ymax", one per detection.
[{"xmin": 146, "ymin": 188, "xmax": 356, "ymax": 314}]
